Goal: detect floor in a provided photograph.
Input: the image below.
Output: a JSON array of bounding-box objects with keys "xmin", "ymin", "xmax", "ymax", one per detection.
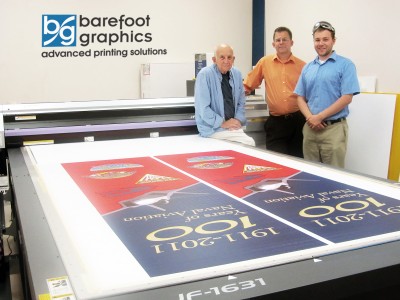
[{"xmin": 0, "ymin": 176, "xmax": 24, "ymax": 300}]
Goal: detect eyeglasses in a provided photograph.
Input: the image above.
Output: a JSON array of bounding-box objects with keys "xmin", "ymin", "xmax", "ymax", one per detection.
[{"xmin": 313, "ymin": 22, "xmax": 335, "ymax": 33}]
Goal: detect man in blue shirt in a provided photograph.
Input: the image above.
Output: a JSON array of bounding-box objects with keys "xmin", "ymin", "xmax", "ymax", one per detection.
[
  {"xmin": 194, "ymin": 44, "xmax": 255, "ymax": 146},
  {"xmin": 294, "ymin": 21, "xmax": 360, "ymax": 167}
]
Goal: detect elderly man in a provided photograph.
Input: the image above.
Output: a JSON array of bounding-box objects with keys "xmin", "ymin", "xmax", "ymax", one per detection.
[{"xmin": 194, "ymin": 44, "xmax": 255, "ymax": 146}]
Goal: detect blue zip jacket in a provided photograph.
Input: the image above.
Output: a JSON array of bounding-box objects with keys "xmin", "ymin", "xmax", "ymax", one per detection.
[{"xmin": 194, "ymin": 64, "xmax": 247, "ymax": 137}]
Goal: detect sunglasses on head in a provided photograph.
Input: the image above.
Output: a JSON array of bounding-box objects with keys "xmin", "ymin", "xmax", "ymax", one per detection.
[{"xmin": 313, "ymin": 22, "xmax": 335, "ymax": 33}]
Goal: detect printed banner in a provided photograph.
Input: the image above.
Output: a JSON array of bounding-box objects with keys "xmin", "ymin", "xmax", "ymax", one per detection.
[
  {"xmin": 62, "ymin": 150, "xmax": 400, "ymax": 277},
  {"xmin": 158, "ymin": 150, "xmax": 400, "ymax": 243}
]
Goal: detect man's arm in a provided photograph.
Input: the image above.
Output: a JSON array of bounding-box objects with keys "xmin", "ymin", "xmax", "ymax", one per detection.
[
  {"xmin": 243, "ymin": 60, "xmax": 264, "ymax": 94},
  {"xmin": 298, "ymin": 94, "xmax": 353, "ymax": 130},
  {"xmin": 316, "ymin": 94, "xmax": 353, "ymax": 121},
  {"xmin": 194, "ymin": 70, "xmax": 224, "ymax": 129}
]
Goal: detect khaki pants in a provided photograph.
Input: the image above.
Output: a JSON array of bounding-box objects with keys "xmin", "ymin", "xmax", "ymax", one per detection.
[
  {"xmin": 210, "ymin": 129, "xmax": 256, "ymax": 147},
  {"xmin": 302, "ymin": 120, "xmax": 348, "ymax": 168}
]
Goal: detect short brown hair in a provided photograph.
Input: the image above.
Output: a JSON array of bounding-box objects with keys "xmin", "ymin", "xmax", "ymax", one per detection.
[{"xmin": 273, "ymin": 27, "xmax": 293, "ymax": 40}]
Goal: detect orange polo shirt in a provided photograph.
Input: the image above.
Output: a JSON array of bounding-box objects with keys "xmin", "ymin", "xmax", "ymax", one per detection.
[{"xmin": 244, "ymin": 54, "xmax": 305, "ymax": 116}]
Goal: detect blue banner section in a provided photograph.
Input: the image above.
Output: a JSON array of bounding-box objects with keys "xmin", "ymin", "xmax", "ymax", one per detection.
[
  {"xmin": 245, "ymin": 172, "xmax": 400, "ymax": 242},
  {"xmin": 104, "ymin": 183, "xmax": 324, "ymax": 276}
]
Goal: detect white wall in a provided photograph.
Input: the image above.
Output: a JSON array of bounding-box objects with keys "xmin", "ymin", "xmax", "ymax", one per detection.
[
  {"xmin": 0, "ymin": 0, "xmax": 252, "ymax": 104},
  {"xmin": 4, "ymin": 1, "xmax": 398, "ymax": 105},
  {"xmin": 265, "ymin": 0, "xmax": 400, "ymax": 94}
]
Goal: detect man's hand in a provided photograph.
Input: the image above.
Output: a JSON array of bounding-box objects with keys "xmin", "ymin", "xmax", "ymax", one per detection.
[
  {"xmin": 306, "ymin": 115, "xmax": 326, "ymax": 131},
  {"xmin": 221, "ymin": 118, "xmax": 242, "ymax": 130}
]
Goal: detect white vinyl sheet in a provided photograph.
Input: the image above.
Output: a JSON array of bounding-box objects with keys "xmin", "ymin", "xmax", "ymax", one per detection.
[{"xmin": 24, "ymin": 135, "xmax": 400, "ymax": 299}]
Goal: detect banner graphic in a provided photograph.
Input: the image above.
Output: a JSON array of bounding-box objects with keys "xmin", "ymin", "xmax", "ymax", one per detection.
[{"xmin": 62, "ymin": 150, "xmax": 400, "ymax": 276}]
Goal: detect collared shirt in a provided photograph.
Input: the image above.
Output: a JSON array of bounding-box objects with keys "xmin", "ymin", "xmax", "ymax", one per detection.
[
  {"xmin": 221, "ymin": 72, "xmax": 235, "ymax": 120},
  {"xmin": 243, "ymin": 53, "xmax": 306, "ymax": 116},
  {"xmin": 294, "ymin": 51, "xmax": 360, "ymax": 120},
  {"xmin": 194, "ymin": 64, "xmax": 247, "ymax": 137}
]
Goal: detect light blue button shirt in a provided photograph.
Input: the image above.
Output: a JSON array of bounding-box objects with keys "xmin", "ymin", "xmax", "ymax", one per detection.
[
  {"xmin": 194, "ymin": 64, "xmax": 247, "ymax": 137},
  {"xmin": 294, "ymin": 51, "xmax": 360, "ymax": 120}
]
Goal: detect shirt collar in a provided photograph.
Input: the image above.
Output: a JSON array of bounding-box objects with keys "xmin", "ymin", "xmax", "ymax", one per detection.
[
  {"xmin": 222, "ymin": 71, "xmax": 230, "ymax": 79},
  {"xmin": 212, "ymin": 64, "xmax": 229, "ymax": 78},
  {"xmin": 313, "ymin": 50, "xmax": 337, "ymax": 64},
  {"xmin": 273, "ymin": 53, "xmax": 294, "ymax": 63},
  {"xmin": 213, "ymin": 63, "xmax": 232, "ymax": 80}
]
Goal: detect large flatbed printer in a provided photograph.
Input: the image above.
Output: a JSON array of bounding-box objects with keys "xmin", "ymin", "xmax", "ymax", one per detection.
[
  {"xmin": 1, "ymin": 97, "xmax": 400, "ymax": 300},
  {"xmin": 0, "ymin": 96, "xmax": 267, "ymax": 149}
]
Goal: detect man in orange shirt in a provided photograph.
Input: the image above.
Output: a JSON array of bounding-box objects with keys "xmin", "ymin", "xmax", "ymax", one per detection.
[{"xmin": 244, "ymin": 27, "xmax": 305, "ymax": 158}]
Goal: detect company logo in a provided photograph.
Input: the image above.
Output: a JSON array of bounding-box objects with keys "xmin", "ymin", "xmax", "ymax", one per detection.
[
  {"xmin": 40, "ymin": 13, "xmax": 168, "ymax": 59},
  {"xmin": 42, "ymin": 15, "xmax": 77, "ymax": 47}
]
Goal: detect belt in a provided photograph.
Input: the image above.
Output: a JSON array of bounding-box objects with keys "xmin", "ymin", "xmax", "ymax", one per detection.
[
  {"xmin": 270, "ymin": 111, "xmax": 302, "ymax": 119},
  {"xmin": 325, "ymin": 117, "xmax": 346, "ymax": 125}
]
